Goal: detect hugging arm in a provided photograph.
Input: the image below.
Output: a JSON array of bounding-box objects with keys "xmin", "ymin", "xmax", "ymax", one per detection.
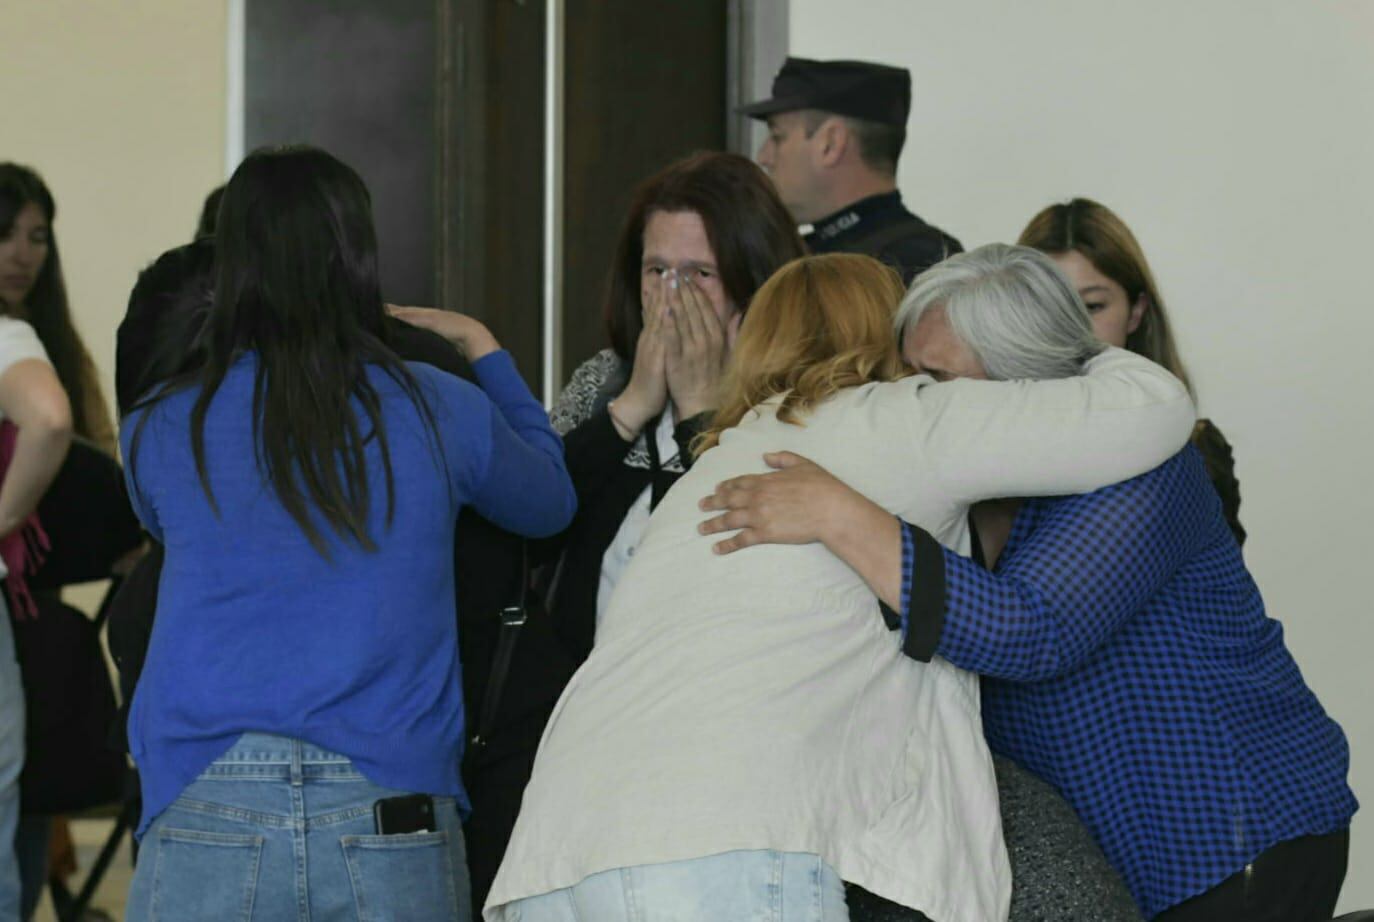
[
  {"xmin": 898, "ymin": 452, "xmax": 1204, "ymax": 675},
  {"xmin": 697, "ymin": 451, "xmax": 904, "ymax": 610},
  {"xmin": 916, "ymin": 347, "xmax": 1195, "ymax": 504},
  {"xmin": 702, "ymin": 450, "xmax": 1207, "ymax": 676}
]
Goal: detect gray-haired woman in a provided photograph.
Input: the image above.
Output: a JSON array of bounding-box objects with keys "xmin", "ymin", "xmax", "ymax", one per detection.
[{"xmin": 699, "ymin": 245, "xmax": 1355, "ymax": 921}]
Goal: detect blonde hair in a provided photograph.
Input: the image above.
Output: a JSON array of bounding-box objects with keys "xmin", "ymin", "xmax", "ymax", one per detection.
[{"xmin": 696, "ymin": 253, "xmax": 908, "ymax": 454}]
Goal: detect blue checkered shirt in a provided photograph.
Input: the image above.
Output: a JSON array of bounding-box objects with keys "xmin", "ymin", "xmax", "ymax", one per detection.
[{"xmin": 895, "ymin": 447, "xmax": 1357, "ymax": 917}]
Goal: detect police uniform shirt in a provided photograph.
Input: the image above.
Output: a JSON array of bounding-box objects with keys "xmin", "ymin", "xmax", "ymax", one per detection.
[{"xmin": 805, "ymin": 190, "xmax": 963, "ymax": 285}]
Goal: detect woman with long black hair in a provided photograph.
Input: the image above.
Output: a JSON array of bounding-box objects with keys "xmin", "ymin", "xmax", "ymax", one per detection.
[
  {"xmin": 121, "ymin": 146, "xmax": 575, "ymax": 921},
  {"xmin": 0, "ymin": 164, "xmax": 115, "ymax": 455}
]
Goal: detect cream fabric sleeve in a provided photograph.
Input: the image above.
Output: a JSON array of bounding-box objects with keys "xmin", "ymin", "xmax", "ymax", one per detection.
[{"xmin": 906, "ymin": 347, "xmax": 1196, "ymax": 505}]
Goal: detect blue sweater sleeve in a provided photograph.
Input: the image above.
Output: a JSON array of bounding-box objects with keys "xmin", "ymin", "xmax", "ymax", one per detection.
[
  {"xmin": 901, "ymin": 449, "xmax": 1211, "ymax": 680},
  {"xmin": 463, "ymin": 350, "xmax": 576, "ymax": 537},
  {"xmin": 119, "ymin": 409, "xmax": 163, "ymax": 543}
]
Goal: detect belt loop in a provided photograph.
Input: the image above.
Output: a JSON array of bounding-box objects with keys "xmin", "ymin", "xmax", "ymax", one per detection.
[{"xmin": 290, "ymin": 737, "xmax": 303, "ymax": 786}]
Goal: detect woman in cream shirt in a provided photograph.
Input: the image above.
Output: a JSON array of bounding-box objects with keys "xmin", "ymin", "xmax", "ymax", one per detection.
[{"xmin": 489, "ymin": 247, "xmax": 1195, "ymax": 922}]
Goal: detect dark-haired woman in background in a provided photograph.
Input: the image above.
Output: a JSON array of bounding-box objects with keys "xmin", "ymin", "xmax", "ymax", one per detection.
[
  {"xmin": 0, "ymin": 165, "xmax": 116, "ymax": 456},
  {"xmin": 1018, "ymin": 198, "xmax": 1244, "ymax": 544},
  {"xmin": 0, "ymin": 189, "xmax": 74, "ymax": 921},
  {"xmin": 120, "ymin": 146, "xmax": 574, "ymax": 921},
  {"xmin": 2, "ymin": 162, "xmax": 123, "ymax": 921},
  {"xmin": 545, "ymin": 151, "xmax": 804, "ymax": 659}
]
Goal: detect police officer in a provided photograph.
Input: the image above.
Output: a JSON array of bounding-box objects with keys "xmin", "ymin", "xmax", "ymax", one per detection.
[{"xmin": 741, "ymin": 57, "xmax": 962, "ymax": 284}]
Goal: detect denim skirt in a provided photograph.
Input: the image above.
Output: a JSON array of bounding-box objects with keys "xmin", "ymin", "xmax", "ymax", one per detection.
[{"xmin": 127, "ymin": 733, "xmax": 471, "ymax": 921}]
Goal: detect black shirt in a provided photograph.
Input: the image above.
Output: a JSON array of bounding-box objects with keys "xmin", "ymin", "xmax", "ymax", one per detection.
[{"xmin": 805, "ymin": 191, "xmax": 962, "ymax": 285}]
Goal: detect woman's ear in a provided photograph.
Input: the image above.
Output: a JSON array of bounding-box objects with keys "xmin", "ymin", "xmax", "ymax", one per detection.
[{"xmin": 1127, "ymin": 293, "xmax": 1149, "ymax": 335}]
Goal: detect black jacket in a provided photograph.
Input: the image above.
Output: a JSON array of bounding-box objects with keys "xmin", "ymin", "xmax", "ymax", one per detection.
[
  {"xmin": 805, "ymin": 191, "xmax": 963, "ymax": 285},
  {"xmin": 541, "ymin": 407, "xmax": 708, "ymax": 661}
]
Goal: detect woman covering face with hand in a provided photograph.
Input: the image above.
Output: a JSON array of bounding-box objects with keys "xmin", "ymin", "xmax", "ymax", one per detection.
[{"xmin": 544, "ymin": 151, "xmax": 805, "ymax": 656}]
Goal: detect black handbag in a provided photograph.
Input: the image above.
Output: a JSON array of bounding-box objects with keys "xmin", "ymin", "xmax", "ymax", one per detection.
[{"xmin": 460, "ymin": 540, "xmax": 579, "ymax": 911}]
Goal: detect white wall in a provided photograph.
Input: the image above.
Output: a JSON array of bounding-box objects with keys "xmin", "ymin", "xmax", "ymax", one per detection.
[
  {"xmin": 3, "ymin": 0, "xmax": 228, "ymax": 424},
  {"xmin": 792, "ymin": 0, "xmax": 1373, "ymax": 912}
]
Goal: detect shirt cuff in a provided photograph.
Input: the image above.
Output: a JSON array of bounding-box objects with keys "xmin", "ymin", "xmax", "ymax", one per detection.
[
  {"xmin": 898, "ymin": 523, "xmax": 948, "ymax": 662},
  {"xmin": 673, "ymin": 412, "xmax": 711, "ymax": 468},
  {"xmin": 469, "ymin": 349, "xmax": 523, "ymax": 403},
  {"xmin": 878, "ymin": 521, "xmax": 914, "ymax": 631}
]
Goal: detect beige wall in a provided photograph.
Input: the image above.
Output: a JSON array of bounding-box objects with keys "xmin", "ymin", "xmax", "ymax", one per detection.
[
  {"xmin": 792, "ymin": 0, "xmax": 1374, "ymax": 912},
  {"xmin": 4, "ymin": 0, "xmax": 228, "ymax": 419}
]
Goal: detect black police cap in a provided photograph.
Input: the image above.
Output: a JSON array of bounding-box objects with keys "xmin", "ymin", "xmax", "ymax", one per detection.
[{"xmin": 738, "ymin": 57, "xmax": 911, "ymax": 127}]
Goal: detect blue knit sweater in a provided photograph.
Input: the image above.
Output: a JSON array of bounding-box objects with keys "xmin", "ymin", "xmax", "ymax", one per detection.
[{"xmin": 122, "ymin": 350, "xmax": 574, "ymax": 837}]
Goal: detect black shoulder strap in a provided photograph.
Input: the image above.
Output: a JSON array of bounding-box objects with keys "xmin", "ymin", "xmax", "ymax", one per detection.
[
  {"xmin": 470, "ymin": 542, "xmax": 529, "ymax": 750},
  {"xmin": 644, "ymin": 412, "xmax": 675, "ymax": 511}
]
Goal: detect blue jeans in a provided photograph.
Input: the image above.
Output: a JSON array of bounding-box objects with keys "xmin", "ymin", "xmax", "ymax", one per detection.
[
  {"xmin": 507, "ymin": 850, "xmax": 849, "ymax": 921},
  {"xmin": 1, "ymin": 600, "xmax": 23, "ymax": 922},
  {"xmin": 127, "ymin": 733, "xmax": 471, "ymax": 922}
]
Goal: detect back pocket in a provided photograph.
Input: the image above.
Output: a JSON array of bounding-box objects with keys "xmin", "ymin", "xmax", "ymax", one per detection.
[
  {"xmin": 342, "ymin": 830, "xmax": 460, "ymax": 921},
  {"xmin": 149, "ymin": 827, "xmax": 263, "ymax": 922}
]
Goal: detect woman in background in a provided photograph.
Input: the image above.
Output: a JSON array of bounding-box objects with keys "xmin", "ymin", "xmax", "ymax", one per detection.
[
  {"xmin": 460, "ymin": 150, "xmax": 805, "ymax": 909},
  {"xmin": 121, "ymin": 146, "xmax": 575, "ymax": 921},
  {"xmin": 545, "ymin": 151, "xmax": 805, "ymax": 659},
  {"xmin": 0, "ymin": 165, "xmax": 115, "ymax": 456},
  {"xmin": 1018, "ymin": 197, "xmax": 1244, "ymax": 544},
  {"xmin": 1, "ymin": 163, "xmax": 120, "ymax": 922},
  {"xmin": 0, "ymin": 207, "xmax": 73, "ymax": 921}
]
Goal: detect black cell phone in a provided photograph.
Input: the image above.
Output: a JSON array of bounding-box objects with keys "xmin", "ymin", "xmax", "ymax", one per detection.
[{"xmin": 373, "ymin": 794, "xmax": 437, "ymax": 835}]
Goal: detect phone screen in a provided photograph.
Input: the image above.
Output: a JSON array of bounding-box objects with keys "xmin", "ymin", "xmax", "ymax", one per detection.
[{"xmin": 373, "ymin": 794, "xmax": 437, "ymax": 835}]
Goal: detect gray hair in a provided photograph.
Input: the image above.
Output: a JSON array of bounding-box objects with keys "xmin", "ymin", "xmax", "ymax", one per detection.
[{"xmin": 893, "ymin": 243, "xmax": 1104, "ymax": 380}]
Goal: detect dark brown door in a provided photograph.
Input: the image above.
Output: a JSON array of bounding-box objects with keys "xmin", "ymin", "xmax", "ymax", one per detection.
[
  {"xmin": 244, "ymin": 0, "xmax": 440, "ymax": 307},
  {"xmin": 246, "ymin": 0, "xmax": 731, "ymax": 399},
  {"xmin": 437, "ymin": 0, "xmax": 548, "ymax": 390},
  {"xmin": 559, "ymin": 0, "xmax": 729, "ymax": 387}
]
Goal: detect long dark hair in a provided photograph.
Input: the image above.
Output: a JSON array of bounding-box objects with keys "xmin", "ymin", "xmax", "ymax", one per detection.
[
  {"xmin": 1018, "ymin": 197, "xmax": 1192, "ymax": 395},
  {"xmin": 0, "ymin": 163, "xmax": 106, "ymax": 439},
  {"xmin": 134, "ymin": 146, "xmax": 438, "ymax": 556},
  {"xmin": 604, "ymin": 152, "xmax": 805, "ymax": 360},
  {"xmin": 115, "ymin": 238, "xmax": 215, "ymax": 416}
]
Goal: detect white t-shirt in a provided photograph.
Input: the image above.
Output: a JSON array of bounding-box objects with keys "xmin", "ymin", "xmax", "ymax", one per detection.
[
  {"xmin": 0, "ymin": 316, "xmax": 53, "ymax": 579},
  {"xmin": 488, "ymin": 349, "xmax": 1195, "ymax": 922}
]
